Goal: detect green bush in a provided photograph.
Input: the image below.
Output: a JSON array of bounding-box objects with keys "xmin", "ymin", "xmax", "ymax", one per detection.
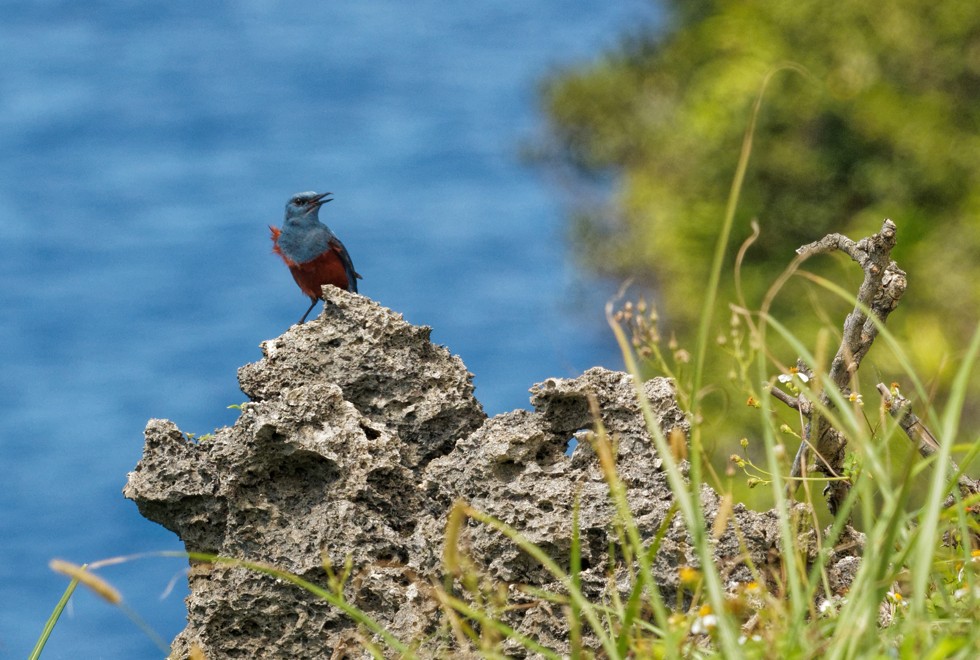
[{"xmin": 537, "ymin": 0, "xmax": 980, "ymax": 382}]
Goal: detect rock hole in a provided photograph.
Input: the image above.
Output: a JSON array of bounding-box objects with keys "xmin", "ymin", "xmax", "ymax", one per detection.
[
  {"xmin": 565, "ymin": 428, "xmax": 590, "ymax": 455},
  {"xmin": 360, "ymin": 423, "xmax": 381, "ymax": 439},
  {"xmin": 493, "ymin": 460, "xmax": 524, "ymax": 482}
]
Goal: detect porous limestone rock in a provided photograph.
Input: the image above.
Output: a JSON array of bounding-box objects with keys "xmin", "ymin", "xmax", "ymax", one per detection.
[{"xmin": 125, "ymin": 287, "xmax": 857, "ymax": 659}]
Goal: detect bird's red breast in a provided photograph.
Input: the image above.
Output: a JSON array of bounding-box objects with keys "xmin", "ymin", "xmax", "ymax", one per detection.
[{"xmin": 270, "ymin": 225, "xmax": 352, "ymax": 298}]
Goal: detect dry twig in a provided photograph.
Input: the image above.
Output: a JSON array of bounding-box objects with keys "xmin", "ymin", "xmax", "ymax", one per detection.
[
  {"xmin": 876, "ymin": 382, "xmax": 979, "ymax": 500},
  {"xmin": 783, "ymin": 219, "xmax": 906, "ymax": 512}
]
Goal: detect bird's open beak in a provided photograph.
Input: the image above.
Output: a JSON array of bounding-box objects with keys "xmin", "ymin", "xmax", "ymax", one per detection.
[{"xmin": 310, "ymin": 192, "xmax": 333, "ymax": 209}]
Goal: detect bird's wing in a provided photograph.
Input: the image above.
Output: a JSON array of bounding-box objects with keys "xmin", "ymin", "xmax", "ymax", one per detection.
[{"xmin": 329, "ymin": 237, "xmax": 362, "ymax": 293}]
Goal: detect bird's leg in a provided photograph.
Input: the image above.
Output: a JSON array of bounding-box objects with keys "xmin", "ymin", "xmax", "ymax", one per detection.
[{"xmin": 299, "ymin": 298, "xmax": 318, "ymax": 324}]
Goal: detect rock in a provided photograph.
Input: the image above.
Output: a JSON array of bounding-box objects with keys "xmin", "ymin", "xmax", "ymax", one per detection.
[
  {"xmin": 124, "ymin": 287, "xmax": 857, "ymax": 658},
  {"xmin": 236, "ymin": 289, "xmax": 486, "ymax": 468}
]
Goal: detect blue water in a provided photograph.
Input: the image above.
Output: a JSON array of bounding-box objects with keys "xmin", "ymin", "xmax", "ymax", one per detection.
[{"xmin": 0, "ymin": 2, "xmax": 660, "ymax": 657}]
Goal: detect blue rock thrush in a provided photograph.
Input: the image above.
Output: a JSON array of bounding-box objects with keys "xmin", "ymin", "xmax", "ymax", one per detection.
[{"xmin": 270, "ymin": 191, "xmax": 362, "ymax": 324}]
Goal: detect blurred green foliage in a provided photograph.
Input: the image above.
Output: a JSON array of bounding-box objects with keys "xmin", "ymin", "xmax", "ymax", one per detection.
[{"xmin": 537, "ymin": 0, "xmax": 980, "ymax": 385}]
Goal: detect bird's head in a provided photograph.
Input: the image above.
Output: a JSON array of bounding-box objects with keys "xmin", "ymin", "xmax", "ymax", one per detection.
[{"xmin": 285, "ymin": 191, "xmax": 332, "ymax": 221}]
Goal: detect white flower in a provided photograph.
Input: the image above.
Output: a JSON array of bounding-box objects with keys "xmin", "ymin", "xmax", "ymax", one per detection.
[
  {"xmin": 777, "ymin": 370, "xmax": 809, "ymax": 384},
  {"xmin": 886, "ymin": 590, "xmax": 908, "ymax": 607},
  {"xmin": 691, "ymin": 611, "xmax": 717, "ymax": 635}
]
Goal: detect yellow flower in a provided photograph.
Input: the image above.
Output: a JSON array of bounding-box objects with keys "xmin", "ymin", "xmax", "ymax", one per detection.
[{"xmin": 679, "ymin": 565, "xmax": 701, "ymax": 585}]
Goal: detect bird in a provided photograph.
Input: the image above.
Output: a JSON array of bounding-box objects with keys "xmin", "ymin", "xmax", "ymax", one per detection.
[{"xmin": 270, "ymin": 191, "xmax": 361, "ymax": 324}]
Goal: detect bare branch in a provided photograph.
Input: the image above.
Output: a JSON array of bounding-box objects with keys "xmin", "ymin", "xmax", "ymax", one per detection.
[
  {"xmin": 797, "ymin": 219, "xmax": 905, "ymax": 391},
  {"xmin": 876, "ymin": 383, "xmax": 979, "ymax": 499},
  {"xmin": 787, "ymin": 220, "xmax": 906, "ymax": 512},
  {"xmin": 769, "ymin": 386, "xmax": 802, "ymax": 410}
]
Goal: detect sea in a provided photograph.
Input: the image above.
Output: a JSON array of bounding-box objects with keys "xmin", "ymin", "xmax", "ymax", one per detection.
[{"xmin": 0, "ymin": 1, "xmax": 661, "ymax": 657}]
